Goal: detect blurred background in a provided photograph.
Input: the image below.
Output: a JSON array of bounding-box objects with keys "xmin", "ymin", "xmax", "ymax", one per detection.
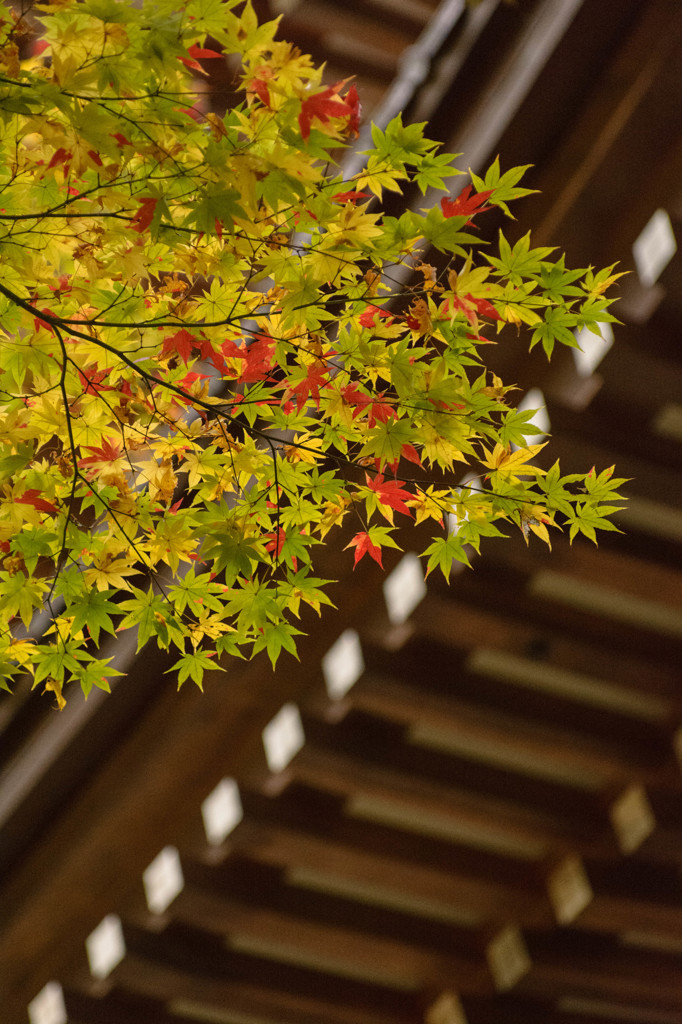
[{"xmin": 3, "ymin": 1, "xmax": 682, "ymax": 1022}]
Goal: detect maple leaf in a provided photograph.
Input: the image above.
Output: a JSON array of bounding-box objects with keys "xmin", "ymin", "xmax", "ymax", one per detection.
[
  {"xmin": 247, "ymin": 78, "xmax": 271, "ymax": 107},
  {"xmin": 78, "ymin": 365, "xmax": 113, "ymax": 396},
  {"xmin": 299, "ymin": 83, "xmax": 353, "ymax": 141},
  {"xmin": 519, "ymin": 506, "xmax": 555, "ymax": 548},
  {"xmin": 0, "ymin": 0, "xmax": 625, "ymax": 702},
  {"xmin": 47, "ymin": 147, "xmax": 71, "ymax": 170},
  {"xmin": 264, "ymin": 529, "xmax": 286, "ymax": 559},
  {"xmin": 400, "ymin": 443, "xmax": 422, "ymax": 467},
  {"xmin": 358, "ymin": 304, "xmax": 394, "ymax": 328},
  {"xmin": 469, "ymin": 294, "xmax": 500, "ymax": 320},
  {"xmin": 441, "ymin": 184, "xmax": 493, "ymax": 224},
  {"xmin": 239, "ymin": 333, "xmax": 276, "ymax": 383},
  {"xmin": 366, "ymin": 394, "xmax": 396, "ymax": 428},
  {"xmin": 79, "ymin": 439, "xmax": 130, "ymax": 486},
  {"xmin": 16, "ymin": 490, "xmax": 58, "ymax": 516},
  {"xmin": 33, "ymin": 309, "xmax": 56, "ymax": 334},
  {"xmin": 187, "ymin": 44, "xmax": 222, "ymax": 59},
  {"xmin": 332, "ymin": 189, "xmax": 371, "ymax": 204},
  {"xmin": 344, "ymin": 531, "xmax": 384, "ymax": 568},
  {"xmin": 130, "ymin": 197, "xmax": 158, "ymax": 234},
  {"xmin": 406, "ymin": 298, "xmax": 432, "ymax": 335},
  {"xmin": 364, "ymin": 473, "xmax": 413, "ymax": 524},
  {"xmin": 83, "ymin": 557, "xmax": 140, "ymax": 593},
  {"xmin": 284, "ymin": 364, "xmax": 330, "ymax": 412},
  {"xmin": 161, "ymin": 328, "xmax": 199, "ymax": 365},
  {"xmin": 177, "ymin": 44, "xmax": 222, "ymax": 73},
  {"xmin": 479, "ymin": 442, "xmax": 547, "ymax": 480},
  {"xmin": 340, "ymin": 382, "xmax": 371, "ymax": 416}
]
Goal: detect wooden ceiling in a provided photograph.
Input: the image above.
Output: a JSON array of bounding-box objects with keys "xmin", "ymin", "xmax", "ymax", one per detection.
[{"xmin": 3, "ymin": 1, "xmax": 682, "ymax": 1022}]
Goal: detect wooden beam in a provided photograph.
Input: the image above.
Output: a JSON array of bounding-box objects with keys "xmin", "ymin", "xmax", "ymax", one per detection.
[
  {"xmin": 77, "ymin": 920, "xmax": 426, "ymax": 1024},
  {"xmin": 520, "ymin": 927, "xmax": 682, "ymax": 1009},
  {"xmin": 231, "ymin": 785, "xmax": 553, "ymax": 937},
  {"xmin": 528, "ymin": 0, "xmax": 682, "ymax": 257}
]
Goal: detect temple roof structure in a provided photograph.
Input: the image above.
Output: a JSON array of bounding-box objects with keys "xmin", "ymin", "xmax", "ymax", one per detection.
[{"xmin": 3, "ymin": 1, "xmax": 682, "ymax": 1022}]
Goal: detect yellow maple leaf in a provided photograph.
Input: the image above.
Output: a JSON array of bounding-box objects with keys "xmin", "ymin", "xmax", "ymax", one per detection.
[
  {"xmin": 519, "ymin": 505, "xmax": 558, "ymax": 549},
  {"xmin": 317, "ymin": 500, "xmax": 349, "ymax": 539},
  {"xmin": 406, "ymin": 487, "xmax": 452, "ymax": 526},
  {"xmin": 479, "ymin": 442, "xmax": 547, "ymax": 479},
  {"xmin": 42, "ymin": 676, "xmax": 67, "ymax": 711},
  {"xmin": 83, "ymin": 559, "xmax": 140, "ymax": 592}
]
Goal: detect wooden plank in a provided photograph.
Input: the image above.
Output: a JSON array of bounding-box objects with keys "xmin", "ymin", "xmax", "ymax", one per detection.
[
  {"xmin": 54, "ymin": 986, "xmax": 199, "ymax": 1024},
  {"xmin": 296, "ymin": 709, "xmax": 619, "ymax": 840},
  {"xmin": 228, "ymin": 782, "xmax": 581, "ymax": 931},
  {"xmin": 79, "ymin": 920, "xmax": 425, "ymax": 1024},
  {"xmin": 168, "ymin": 854, "xmax": 502, "ymax": 967},
  {"xmin": 570, "ymin": 854, "xmax": 682, "ymax": 940},
  {"xmin": 405, "ymin": 588, "xmax": 682, "ymax": 713},
  {"xmin": 336, "ymin": 672, "xmax": 672, "ymax": 794},
  {"xmin": 520, "ymin": 928, "xmax": 682, "ymax": 1010},
  {"xmin": 282, "ymin": 742, "xmax": 607, "ymax": 862},
  {"xmin": 153, "ymin": 877, "xmax": 470, "ymax": 994},
  {"xmin": 462, "ymin": 991, "xmax": 682, "ymax": 1024},
  {"xmin": 438, "ymin": 542, "xmax": 682, "ymax": 665}
]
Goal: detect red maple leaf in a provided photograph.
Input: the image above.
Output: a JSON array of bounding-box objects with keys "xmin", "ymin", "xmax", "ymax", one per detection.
[
  {"xmin": 78, "ymin": 365, "xmax": 114, "ymax": 395},
  {"xmin": 285, "ymin": 364, "xmax": 329, "ymax": 412},
  {"xmin": 248, "ymin": 78, "xmax": 271, "ymax": 107},
  {"xmin": 80, "ymin": 438, "xmax": 123, "ymax": 469},
  {"xmin": 468, "ymin": 294, "xmax": 500, "ymax": 320},
  {"xmin": 161, "ymin": 328, "xmax": 198, "ymax": 364},
  {"xmin": 339, "ymin": 384, "xmax": 394, "ymax": 427},
  {"xmin": 400, "ymin": 443, "xmax": 422, "ymax": 467},
  {"xmin": 264, "ymin": 529, "xmax": 286, "ymax": 559},
  {"xmin": 446, "ymin": 293, "xmax": 500, "ymax": 325},
  {"xmin": 299, "ymin": 83, "xmax": 353, "ymax": 141},
  {"xmin": 358, "ymin": 304, "xmax": 393, "ymax": 328},
  {"xmin": 16, "ymin": 490, "xmax": 58, "ymax": 515},
  {"xmin": 169, "ymin": 366, "xmax": 209, "ymax": 401},
  {"xmin": 239, "ymin": 333, "xmax": 275, "ymax": 383},
  {"xmin": 187, "ymin": 44, "xmax": 222, "ymax": 59},
  {"xmin": 345, "ymin": 531, "xmax": 384, "ymax": 568},
  {"xmin": 221, "ymin": 338, "xmax": 245, "ymax": 361},
  {"xmin": 177, "ymin": 45, "xmax": 222, "ymax": 72},
  {"xmin": 30, "ymin": 39, "xmax": 50, "ymax": 56},
  {"xmin": 176, "ymin": 105, "xmax": 203, "ymax": 121},
  {"xmin": 365, "ymin": 393, "xmax": 396, "ymax": 427},
  {"xmin": 47, "ymin": 147, "xmax": 71, "ymax": 170},
  {"xmin": 365, "ymin": 474, "xmax": 413, "ymax": 519},
  {"xmin": 341, "ymin": 382, "xmax": 371, "ymax": 414},
  {"xmin": 441, "ymin": 185, "xmax": 493, "ymax": 225},
  {"xmin": 48, "ymin": 275, "xmax": 71, "ymax": 294},
  {"xmin": 130, "ymin": 197, "xmax": 158, "ymax": 233},
  {"xmin": 33, "ymin": 308, "xmax": 55, "ymax": 334},
  {"xmin": 332, "ymin": 189, "xmax": 370, "ymax": 204}
]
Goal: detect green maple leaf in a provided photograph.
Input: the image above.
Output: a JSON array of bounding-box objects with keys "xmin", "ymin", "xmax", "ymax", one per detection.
[
  {"xmin": 252, "ymin": 620, "xmax": 303, "ymax": 667},
  {"xmin": 69, "ymin": 589, "xmax": 120, "ymax": 644},
  {"xmin": 166, "ymin": 648, "xmax": 224, "ymax": 690}
]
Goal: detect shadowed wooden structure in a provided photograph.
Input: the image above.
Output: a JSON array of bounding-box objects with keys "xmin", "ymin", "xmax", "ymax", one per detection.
[{"xmin": 3, "ymin": 1, "xmax": 682, "ymax": 1022}]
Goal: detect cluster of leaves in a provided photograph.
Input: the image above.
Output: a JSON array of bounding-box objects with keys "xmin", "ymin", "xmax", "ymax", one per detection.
[{"xmin": 0, "ymin": 0, "xmax": 626, "ymax": 703}]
